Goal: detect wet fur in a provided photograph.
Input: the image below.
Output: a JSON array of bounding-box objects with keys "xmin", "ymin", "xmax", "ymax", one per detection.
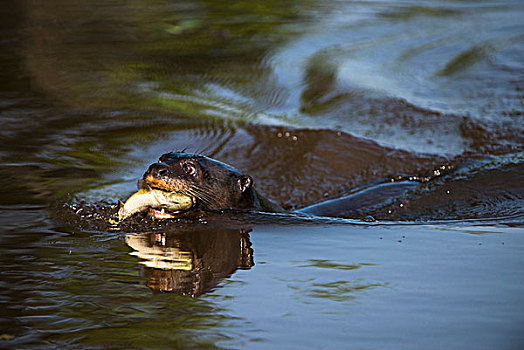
[{"xmin": 143, "ymin": 152, "xmax": 279, "ymax": 212}]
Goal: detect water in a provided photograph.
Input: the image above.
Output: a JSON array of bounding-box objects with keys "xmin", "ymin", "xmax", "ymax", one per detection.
[{"xmin": 1, "ymin": 0, "xmax": 523, "ymax": 349}]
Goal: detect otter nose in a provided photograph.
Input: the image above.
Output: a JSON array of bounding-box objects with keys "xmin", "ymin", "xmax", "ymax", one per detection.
[{"xmin": 147, "ymin": 163, "xmax": 169, "ymax": 178}]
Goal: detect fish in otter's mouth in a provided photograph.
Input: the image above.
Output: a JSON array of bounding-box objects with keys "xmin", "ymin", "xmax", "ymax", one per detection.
[{"xmin": 117, "ymin": 188, "xmax": 195, "ymax": 221}]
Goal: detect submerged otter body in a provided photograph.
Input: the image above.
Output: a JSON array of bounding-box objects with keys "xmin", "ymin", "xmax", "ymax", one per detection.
[{"xmin": 141, "ymin": 152, "xmax": 282, "ymax": 215}]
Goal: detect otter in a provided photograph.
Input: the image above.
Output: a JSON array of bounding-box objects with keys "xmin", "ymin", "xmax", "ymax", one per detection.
[
  {"xmin": 139, "ymin": 152, "xmax": 282, "ymax": 215},
  {"xmin": 119, "ymin": 151, "xmax": 452, "ymax": 221}
]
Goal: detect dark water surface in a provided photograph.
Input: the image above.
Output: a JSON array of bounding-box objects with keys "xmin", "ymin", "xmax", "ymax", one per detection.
[{"xmin": 1, "ymin": 0, "xmax": 523, "ymax": 349}]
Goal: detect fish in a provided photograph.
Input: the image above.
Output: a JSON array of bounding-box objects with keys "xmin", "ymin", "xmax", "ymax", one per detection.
[{"xmin": 117, "ymin": 189, "xmax": 194, "ymax": 221}]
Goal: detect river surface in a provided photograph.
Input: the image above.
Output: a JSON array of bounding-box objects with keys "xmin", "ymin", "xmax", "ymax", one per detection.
[{"xmin": 1, "ymin": 0, "xmax": 523, "ymax": 349}]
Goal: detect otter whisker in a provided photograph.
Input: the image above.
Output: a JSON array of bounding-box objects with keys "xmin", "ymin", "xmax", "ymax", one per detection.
[
  {"xmin": 189, "ymin": 186, "xmax": 219, "ymax": 204},
  {"xmin": 183, "ymin": 185, "xmax": 217, "ymax": 205},
  {"xmin": 187, "ymin": 190, "xmax": 215, "ymax": 207},
  {"xmin": 193, "ymin": 186, "xmax": 222, "ymax": 204}
]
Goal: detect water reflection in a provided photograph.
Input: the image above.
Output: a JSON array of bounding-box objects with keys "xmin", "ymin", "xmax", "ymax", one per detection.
[
  {"xmin": 276, "ymin": 260, "xmax": 386, "ymax": 304},
  {"xmin": 18, "ymin": 0, "xmax": 523, "ymax": 159},
  {"xmin": 125, "ymin": 228, "xmax": 254, "ymax": 296},
  {"xmin": 306, "ymin": 280, "xmax": 385, "ymax": 303}
]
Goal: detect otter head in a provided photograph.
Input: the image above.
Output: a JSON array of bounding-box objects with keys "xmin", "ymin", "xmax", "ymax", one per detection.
[{"xmin": 142, "ymin": 152, "xmax": 259, "ymax": 212}]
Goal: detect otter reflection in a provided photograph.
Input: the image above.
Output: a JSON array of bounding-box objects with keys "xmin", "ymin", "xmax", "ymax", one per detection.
[{"xmin": 125, "ymin": 228, "xmax": 254, "ymax": 296}]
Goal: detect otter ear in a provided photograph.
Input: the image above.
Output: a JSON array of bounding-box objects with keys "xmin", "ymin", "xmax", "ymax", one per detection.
[{"xmin": 238, "ymin": 175, "xmax": 253, "ymax": 193}]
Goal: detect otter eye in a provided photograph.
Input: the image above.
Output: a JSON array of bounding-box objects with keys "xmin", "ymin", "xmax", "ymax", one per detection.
[{"xmin": 182, "ymin": 162, "xmax": 197, "ymax": 177}]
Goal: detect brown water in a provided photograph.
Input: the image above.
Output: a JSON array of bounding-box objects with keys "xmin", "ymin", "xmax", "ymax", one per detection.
[{"xmin": 1, "ymin": 0, "xmax": 523, "ymax": 349}]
